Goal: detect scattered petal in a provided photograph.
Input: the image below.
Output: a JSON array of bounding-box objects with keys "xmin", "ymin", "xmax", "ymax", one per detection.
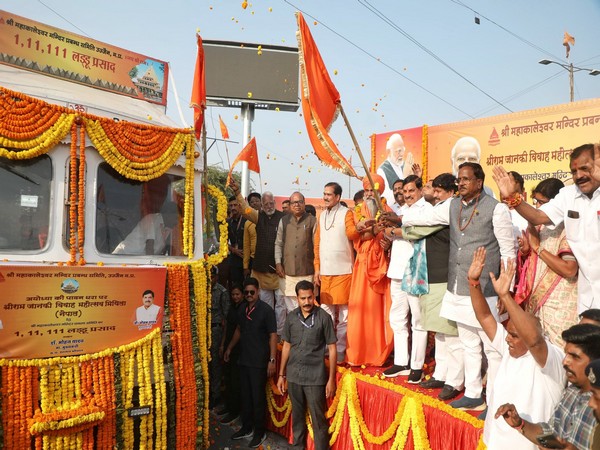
[
  {"xmin": 234, "ymin": 115, "xmax": 239, "ymax": 120},
  {"xmin": 241, "ymin": 0, "xmax": 248, "ymax": 9},
  {"xmin": 269, "ymin": 7, "xmax": 273, "ymax": 12},
  {"xmin": 314, "ymin": 21, "xmax": 318, "ymax": 25},
  {"xmin": 275, "ymin": 107, "xmax": 280, "ymax": 111},
  {"xmin": 334, "ymin": 69, "xmax": 338, "ymax": 75},
  {"xmin": 247, "ymin": 92, "xmax": 253, "ymax": 98}
]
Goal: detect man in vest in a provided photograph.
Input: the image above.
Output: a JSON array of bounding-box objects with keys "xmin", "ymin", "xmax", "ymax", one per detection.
[
  {"xmin": 231, "ymin": 179, "xmax": 286, "ymax": 336},
  {"xmin": 314, "ymin": 182, "xmax": 359, "ymax": 363},
  {"xmin": 440, "ymin": 162, "xmax": 515, "ymax": 413},
  {"xmin": 275, "ymin": 192, "xmax": 317, "ymax": 314}
]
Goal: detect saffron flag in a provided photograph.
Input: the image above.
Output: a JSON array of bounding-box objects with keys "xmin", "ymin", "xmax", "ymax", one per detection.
[
  {"xmin": 563, "ymin": 31, "xmax": 575, "ymax": 59},
  {"xmin": 226, "ymin": 137, "xmax": 260, "ymax": 186},
  {"xmin": 190, "ymin": 34, "xmax": 206, "ymax": 139},
  {"xmin": 296, "ymin": 12, "xmax": 357, "ymax": 178},
  {"xmin": 219, "ymin": 115, "xmax": 230, "ymax": 140}
]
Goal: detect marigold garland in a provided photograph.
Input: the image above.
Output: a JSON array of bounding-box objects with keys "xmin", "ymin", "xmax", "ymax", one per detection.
[
  {"xmin": 167, "ymin": 264, "xmax": 198, "ymax": 449},
  {"xmin": 205, "ymin": 184, "xmax": 229, "ymax": 266},
  {"xmin": 266, "ymin": 368, "xmax": 484, "ymax": 449}
]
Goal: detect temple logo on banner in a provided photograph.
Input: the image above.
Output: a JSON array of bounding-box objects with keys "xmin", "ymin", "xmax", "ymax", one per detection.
[{"xmin": 488, "ymin": 127, "xmax": 500, "ymax": 146}]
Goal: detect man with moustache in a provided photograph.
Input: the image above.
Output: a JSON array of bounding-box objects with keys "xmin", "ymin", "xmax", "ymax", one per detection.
[
  {"xmin": 495, "ymin": 323, "xmax": 600, "ymax": 450},
  {"xmin": 275, "ymin": 192, "xmax": 317, "ymax": 314},
  {"xmin": 493, "ymin": 144, "xmax": 600, "ymax": 312},
  {"xmin": 442, "ymin": 162, "xmax": 515, "ymax": 413},
  {"xmin": 232, "ymin": 179, "xmax": 286, "ymax": 336},
  {"xmin": 382, "ymin": 175, "xmax": 430, "ymax": 380},
  {"xmin": 314, "ymin": 182, "xmax": 359, "ymax": 363},
  {"xmin": 277, "ymin": 280, "xmax": 337, "ymax": 450},
  {"xmin": 227, "ymin": 196, "xmax": 246, "ymax": 287},
  {"xmin": 398, "ymin": 173, "xmax": 464, "ymax": 400},
  {"xmin": 224, "ymin": 277, "xmax": 277, "ymax": 448}
]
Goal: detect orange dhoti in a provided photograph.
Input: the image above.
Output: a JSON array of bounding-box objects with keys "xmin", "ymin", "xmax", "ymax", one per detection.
[{"xmin": 346, "ymin": 234, "xmax": 393, "ymax": 366}]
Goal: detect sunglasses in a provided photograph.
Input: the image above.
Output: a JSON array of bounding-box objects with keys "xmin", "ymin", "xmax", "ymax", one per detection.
[{"xmin": 244, "ymin": 290, "xmax": 256, "ymax": 295}]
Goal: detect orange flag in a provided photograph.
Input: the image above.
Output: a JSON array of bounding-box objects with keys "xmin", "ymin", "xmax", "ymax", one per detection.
[
  {"xmin": 219, "ymin": 115, "xmax": 230, "ymax": 140},
  {"xmin": 563, "ymin": 31, "xmax": 575, "ymax": 59},
  {"xmin": 226, "ymin": 137, "xmax": 261, "ymax": 186},
  {"xmin": 190, "ymin": 34, "xmax": 206, "ymax": 139},
  {"xmin": 296, "ymin": 12, "xmax": 357, "ymax": 178}
]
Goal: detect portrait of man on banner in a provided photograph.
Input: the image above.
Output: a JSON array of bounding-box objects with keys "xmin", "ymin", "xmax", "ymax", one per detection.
[{"xmin": 135, "ymin": 289, "xmax": 163, "ymax": 330}]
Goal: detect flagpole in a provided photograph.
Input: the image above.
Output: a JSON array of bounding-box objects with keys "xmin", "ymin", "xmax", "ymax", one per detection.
[
  {"xmin": 338, "ymin": 103, "xmax": 383, "ymax": 212},
  {"xmin": 240, "ymin": 103, "xmax": 255, "ymax": 198}
]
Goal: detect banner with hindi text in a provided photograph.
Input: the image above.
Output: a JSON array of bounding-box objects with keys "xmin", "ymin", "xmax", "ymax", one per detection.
[
  {"xmin": 0, "ymin": 265, "xmax": 166, "ymax": 359},
  {"xmin": 372, "ymin": 98, "xmax": 600, "ymax": 197},
  {"xmin": 0, "ymin": 9, "xmax": 169, "ymax": 105}
]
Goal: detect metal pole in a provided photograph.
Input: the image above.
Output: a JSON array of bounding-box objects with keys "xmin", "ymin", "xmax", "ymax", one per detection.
[
  {"xmin": 569, "ymin": 63, "xmax": 574, "ymax": 102},
  {"xmin": 338, "ymin": 103, "xmax": 383, "ymax": 212},
  {"xmin": 240, "ymin": 103, "xmax": 255, "ymax": 197}
]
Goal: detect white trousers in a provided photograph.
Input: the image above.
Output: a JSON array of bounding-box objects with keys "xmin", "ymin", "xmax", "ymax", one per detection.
[
  {"xmin": 319, "ymin": 303, "xmax": 348, "ymax": 355},
  {"xmin": 451, "ymin": 321, "xmax": 502, "ymax": 399},
  {"xmin": 259, "ymin": 288, "xmax": 286, "ymax": 336},
  {"xmin": 282, "ymin": 295, "xmax": 298, "ymax": 313},
  {"xmin": 432, "ymin": 333, "xmax": 464, "ymax": 389},
  {"xmin": 389, "ymin": 279, "xmax": 428, "ymax": 370}
]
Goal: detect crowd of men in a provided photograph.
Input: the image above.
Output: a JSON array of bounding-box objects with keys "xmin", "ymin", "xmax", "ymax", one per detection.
[{"xmin": 209, "ymin": 140, "xmax": 600, "ymax": 449}]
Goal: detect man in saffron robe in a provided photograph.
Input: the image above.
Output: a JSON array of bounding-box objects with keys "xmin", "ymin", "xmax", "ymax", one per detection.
[{"xmin": 346, "ymin": 174, "xmax": 394, "ymax": 366}]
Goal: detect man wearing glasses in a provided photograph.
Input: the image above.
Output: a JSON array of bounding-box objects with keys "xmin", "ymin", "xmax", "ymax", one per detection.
[
  {"xmin": 224, "ymin": 277, "xmax": 277, "ymax": 448},
  {"xmin": 275, "ymin": 192, "xmax": 317, "ymax": 316}
]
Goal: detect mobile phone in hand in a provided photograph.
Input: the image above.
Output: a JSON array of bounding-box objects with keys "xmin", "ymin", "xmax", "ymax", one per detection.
[{"xmin": 536, "ymin": 433, "xmax": 566, "ymax": 449}]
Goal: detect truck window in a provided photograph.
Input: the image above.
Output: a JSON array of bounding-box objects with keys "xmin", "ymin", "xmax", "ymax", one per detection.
[
  {"xmin": 95, "ymin": 163, "xmax": 185, "ymax": 256},
  {"xmin": 0, "ymin": 155, "xmax": 52, "ymax": 251}
]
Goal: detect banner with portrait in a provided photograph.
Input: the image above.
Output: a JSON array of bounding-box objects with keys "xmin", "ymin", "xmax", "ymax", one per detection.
[
  {"xmin": 372, "ymin": 98, "xmax": 600, "ymax": 197},
  {"xmin": 0, "ymin": 265, "xmax": 166, "ymax": 359}
]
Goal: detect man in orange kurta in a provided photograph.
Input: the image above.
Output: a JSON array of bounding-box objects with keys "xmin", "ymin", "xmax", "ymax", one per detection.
[{"xmin": 346, "ymin": 174, "xmax": 394, "ymax": 366}]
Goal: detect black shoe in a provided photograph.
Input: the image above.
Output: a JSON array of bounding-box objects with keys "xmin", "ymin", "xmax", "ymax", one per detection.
[
  {"xmin": 249, "ymin": 432, "xmax": 267, "ymax": 448},
  {"xmin": 231, "ymin": 428, "xmax": 253, "ymax": 440},
  {"xmin": 438, "ymin": 384, "xmax": 462, "ymax": 401},
  {"xmin": 419, "ymin": 377, "xmax": 445, "ymax": 389},
  {"xmin": 382, "ymin": 365, "xmax": 411, "ymax": 378},
  {"xmin": 219, "ymin": 413, "xmax": 239, "ymax": 425},
  {"xmin": 407, "ymin": 369, "xmax": 423, "ymax": 384}
]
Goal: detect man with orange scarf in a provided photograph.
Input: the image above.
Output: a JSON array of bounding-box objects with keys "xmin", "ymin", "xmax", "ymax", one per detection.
[{"xmin": 346, "ymin": 174, "xmax": 394, "ymax": 366}]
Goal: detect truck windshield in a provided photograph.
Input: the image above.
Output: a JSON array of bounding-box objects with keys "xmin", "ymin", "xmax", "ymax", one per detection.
[{"xmin": 95, "ymin": 163, "xmax": 185, "ymax": 256}]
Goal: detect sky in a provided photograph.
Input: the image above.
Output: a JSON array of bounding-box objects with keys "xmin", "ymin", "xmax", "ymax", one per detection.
[{"xmin": 3, "ymin": 0, "xmax": 600, "ymax": 198}]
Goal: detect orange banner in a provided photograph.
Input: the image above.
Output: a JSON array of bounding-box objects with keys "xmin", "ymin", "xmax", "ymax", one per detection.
[
  {"xmin": 0, "ymin": 265, "xmax": 166, "ymax": 359},
  {"xmin": 0, "ymin": 10, "xmax": 169, "ymax": 105},
  {"xmin": 373, "ymin": 99, "xmax": 600, "ymax": 196}
]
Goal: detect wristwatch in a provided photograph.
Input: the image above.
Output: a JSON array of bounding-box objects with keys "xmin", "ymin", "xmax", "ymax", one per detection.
[{"xmin": 269, "ymin": 357, "xmax": 276, "ymax": 363}]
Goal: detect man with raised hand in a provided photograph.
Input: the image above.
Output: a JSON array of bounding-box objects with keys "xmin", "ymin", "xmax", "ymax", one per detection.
[
  {"xmin": 467, "ymin": 248, "xmax": 566, "ymax": 449},
  {"xmin": 493, "ymin": 143, "xmax": 600, "ymax": 313}
]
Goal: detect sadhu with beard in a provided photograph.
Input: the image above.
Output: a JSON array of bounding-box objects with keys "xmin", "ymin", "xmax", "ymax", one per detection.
[{"xmin": 345, "ymin": 173, "xmax": 394, "ymax": 367}]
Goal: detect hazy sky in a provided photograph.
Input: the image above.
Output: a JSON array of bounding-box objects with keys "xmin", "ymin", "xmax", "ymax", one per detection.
[{"xmin": 3, "ymin": 0, "xmax": 600, "ymax": 198}]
